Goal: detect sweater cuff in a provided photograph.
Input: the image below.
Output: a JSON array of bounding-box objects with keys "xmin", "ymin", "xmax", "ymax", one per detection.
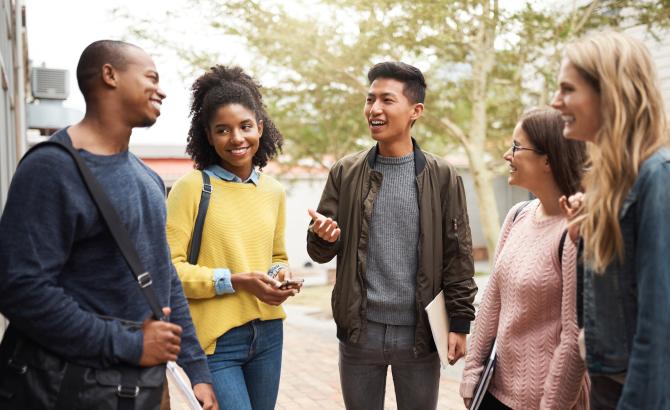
[
  {"xmin": 179, "ymin": 358, "xmax": 213, "ymax": 386},
  {"xmin": 449, "ymin": 317, "xmax": 471, "ymax": 334},
  {"xmin": 460, "ymin": 381, "xmax": 477, "ymax": 399},
  {"xmin": 113, "ymin": 323, "xmax": 144, "ymax": 365}
]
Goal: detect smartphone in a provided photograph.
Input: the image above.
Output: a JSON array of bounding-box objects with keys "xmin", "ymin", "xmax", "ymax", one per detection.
[{"xmin": 279, "ymin": 278, "xmax": 304, "ymax": 290}]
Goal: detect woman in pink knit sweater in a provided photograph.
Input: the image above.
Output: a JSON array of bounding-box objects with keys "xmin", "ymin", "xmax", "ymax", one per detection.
[{"xmin": 460, "ymin": 108, "xmax": 588, "ymax": 409}]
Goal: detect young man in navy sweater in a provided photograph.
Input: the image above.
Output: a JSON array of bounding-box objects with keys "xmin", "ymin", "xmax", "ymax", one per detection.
[{"xmin": 0, "ymin": 40, "xmax": 217, "ymax": 409}]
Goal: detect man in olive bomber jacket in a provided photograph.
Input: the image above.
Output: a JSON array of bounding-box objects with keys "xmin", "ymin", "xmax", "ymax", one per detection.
[{"xmin": 306, "ymin": 61, "xmax": 477, "ymax": 410}]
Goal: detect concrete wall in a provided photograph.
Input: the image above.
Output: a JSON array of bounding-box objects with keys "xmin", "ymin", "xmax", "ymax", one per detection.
[
  {"xmin": 459, "ymin": 171, "xmax": 531, "ymax": 250},
  {"xmin": 1, "ymin": 0, "xmax": 19, "ymax": 208},
  {"xmin": 627, "ymin": 26, "xmax": 670, "ymax": 116},
  {"xmin": 0, "ymin": 0, "xmax": 27, "ymax": 340},
  {"xmin": 279, "ymin": 176, "xmax": 336, "ymax": 273}
]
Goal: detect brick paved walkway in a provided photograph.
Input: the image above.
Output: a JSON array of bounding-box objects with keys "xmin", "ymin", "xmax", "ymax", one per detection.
[
  {"xmin": 168, "ymin": 304, "xmax": 468, "ymax": 409},
  {"xmin": 277, "ymin": 304, "xmax": 466, "ymax": 410},
  {"xmin": 168, "ymin": 272, "xmax": 491, "ymax": 408}
]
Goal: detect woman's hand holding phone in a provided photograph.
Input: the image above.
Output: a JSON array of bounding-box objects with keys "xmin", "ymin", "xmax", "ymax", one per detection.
[
  {"xmin": 278, "ymin": 278, "xmax": 304, "ymax": 291},
  {"xmin": 231, "ymin": 272, "xmax": 297, "ymax": 305},
  {"xmin": 276, "ymin": 268, "xmax": 304, "ymax": 292}
]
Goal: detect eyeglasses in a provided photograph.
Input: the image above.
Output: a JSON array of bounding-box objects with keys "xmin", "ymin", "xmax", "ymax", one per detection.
[{"xmin": 511, "ymin": 142, "xmax": 544, "ymax": 158}]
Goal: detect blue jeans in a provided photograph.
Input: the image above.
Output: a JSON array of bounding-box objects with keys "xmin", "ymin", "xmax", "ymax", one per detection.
[
  {"xmin": 206, "ymin": 319, "xmax": 283, "ymax": 410},
  {"xmin": 339, "ymin": 321, "xmax": 440, "ymax": 410}
]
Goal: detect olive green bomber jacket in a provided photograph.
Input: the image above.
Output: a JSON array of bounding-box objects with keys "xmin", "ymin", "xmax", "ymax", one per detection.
[{"xmin": 306, "ymin": 140, "xmax": 477, "ymax": 357}]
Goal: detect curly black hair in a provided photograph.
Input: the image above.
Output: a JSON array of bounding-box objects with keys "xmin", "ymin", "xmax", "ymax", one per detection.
[{"xmin": 186, "ymin": 65, "xmax": 283, "ymax": 170}]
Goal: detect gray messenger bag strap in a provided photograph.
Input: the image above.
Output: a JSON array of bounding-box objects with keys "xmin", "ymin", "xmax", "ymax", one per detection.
[{"xmin": 0, "ymin": 141, "xmax": 167, "ymax": 410}]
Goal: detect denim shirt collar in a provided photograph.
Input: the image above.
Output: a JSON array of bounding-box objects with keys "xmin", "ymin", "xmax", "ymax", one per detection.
[
  {"xmin": 620, "ymin": 146, "xmax": 670, "ymax": 219},
  {"xmin": 205, "ymin": 164, "xmax": 259, "ymax": 185}
]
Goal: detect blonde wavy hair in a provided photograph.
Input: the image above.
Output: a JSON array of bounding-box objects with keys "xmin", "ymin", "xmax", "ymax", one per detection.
[{"xmin": 565, "ymin": 31, "xmax": 669, "ymax": 272}]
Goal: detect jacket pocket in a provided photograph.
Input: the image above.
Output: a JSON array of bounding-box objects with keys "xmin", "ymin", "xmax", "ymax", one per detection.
[
  {"xmin": 451, "ymin": 216, "xmax": 472, "ymax": 257},
  {"xmin": 331, "ymin": 282, "xmax": 342, "ymax": 324},
  {"xmin": 451, "ymin": 218, "xmax": 459, "ymax": 250},
  {"xmin": 587, "ymin": 264, "xmax": 631, "ymax": 372}
]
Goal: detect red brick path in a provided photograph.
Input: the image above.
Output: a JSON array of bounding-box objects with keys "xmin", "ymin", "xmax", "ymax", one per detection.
[
  {"xmin": 168, "ymin": 304, "xmax": 467, "ymax": 409},
  {"xmin": 277, "ymin": 305, "xmax": 466, "ymax": 410}
]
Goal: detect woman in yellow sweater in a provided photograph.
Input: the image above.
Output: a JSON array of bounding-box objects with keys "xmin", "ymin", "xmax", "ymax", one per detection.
[{"xmin": 166, "ymin": 65, "xmax": 300, "ymax": 410}]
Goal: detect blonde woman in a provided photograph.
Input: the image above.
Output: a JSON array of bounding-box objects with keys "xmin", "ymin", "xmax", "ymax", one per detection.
[{"xmin": 552, "ymin": 31, "xmax": 670, "ymax": 409}]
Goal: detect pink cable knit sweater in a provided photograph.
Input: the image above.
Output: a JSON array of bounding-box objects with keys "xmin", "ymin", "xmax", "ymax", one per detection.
[{"xmin": 460, "ymin": 200, "xmax": 587, "ymax": 409}]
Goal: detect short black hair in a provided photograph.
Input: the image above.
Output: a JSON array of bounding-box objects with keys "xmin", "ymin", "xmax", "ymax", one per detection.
[
  {"xmin": 76, "ymin": 40, "xmax": 140, "ymax": 100},
  {"xmin": 187, "ymin": 65, "xmax": 283, "ymax": 170},
  {"xmin": 367, "ymin": 61, "xmax": 427, "ymax": 104}
]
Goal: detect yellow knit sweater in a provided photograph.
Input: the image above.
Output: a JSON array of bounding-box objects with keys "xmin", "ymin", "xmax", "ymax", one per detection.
[{"xmin": 166, "ymin": 170, "xmax": 287, "ymax": 354}]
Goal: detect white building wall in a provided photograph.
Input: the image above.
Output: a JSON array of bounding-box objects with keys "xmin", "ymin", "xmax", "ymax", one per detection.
[
  {"xmin": 1, "ymin": 1, "xmax": 17, "ymax": 208},
  {"xmin": 628, "ymin": 26, "xmax": 670, "ymax": 115},
  {"xmin": 0, "ymin": 0, "xmax": 28, "ymax": 340}
]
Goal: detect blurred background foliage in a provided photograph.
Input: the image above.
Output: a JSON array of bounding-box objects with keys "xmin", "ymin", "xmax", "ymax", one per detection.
[{"xmin": 117, "ymin": 0, "xmax": 670, "ymax": 258}]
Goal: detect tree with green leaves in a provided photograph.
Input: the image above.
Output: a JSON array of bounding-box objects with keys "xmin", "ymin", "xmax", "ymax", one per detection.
[{"xmin": 119, "ymin": 0, "xmax": 669, "ymax": 261}]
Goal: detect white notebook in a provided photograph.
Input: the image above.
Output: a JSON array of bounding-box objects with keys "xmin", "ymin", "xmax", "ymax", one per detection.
[
  {"xmin": 425, "ymin": 290, "xmax": 450, "ymax": 368},
  {"xmin": 166, "ymin": 361, "xmax": 203, "ymax": 410}
]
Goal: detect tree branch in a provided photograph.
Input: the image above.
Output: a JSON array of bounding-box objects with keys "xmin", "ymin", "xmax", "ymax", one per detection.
[{"xmin": 572, "ymin": 0, "xmax": 600, "ymax": 35}]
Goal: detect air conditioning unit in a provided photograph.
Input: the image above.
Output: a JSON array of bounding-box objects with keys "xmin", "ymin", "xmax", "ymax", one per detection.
[{"xmin": 31, "ymin": 67, "xmax": 69, "ymax": 100}]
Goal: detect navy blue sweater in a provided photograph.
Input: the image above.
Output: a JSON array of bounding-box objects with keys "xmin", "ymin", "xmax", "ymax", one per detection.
[{"xmin": 0, "ymin": 129, "xmax": 211, "ymax": 385}]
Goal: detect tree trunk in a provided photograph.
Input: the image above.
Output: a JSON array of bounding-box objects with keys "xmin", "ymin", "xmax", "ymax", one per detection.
[
  {"xmin": 464, "ymin": 144, "xmax": 501, "ymax": 263},
  {"xmin": 467, "ymin": 0, "xmax": 500, "ymax": 264}
]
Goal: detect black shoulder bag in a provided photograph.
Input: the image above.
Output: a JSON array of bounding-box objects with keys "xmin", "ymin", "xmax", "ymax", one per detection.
[{"xmin": 0, "ymin": 141, "xmax": 168, "ymax": 410}]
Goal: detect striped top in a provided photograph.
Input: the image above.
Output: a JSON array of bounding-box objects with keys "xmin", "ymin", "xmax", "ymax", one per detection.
[{"xmin": 166, "ymin": 170, "xmax": 287, "ymax": 354}]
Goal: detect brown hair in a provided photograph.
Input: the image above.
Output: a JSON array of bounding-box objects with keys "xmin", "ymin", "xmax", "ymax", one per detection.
[{"xmin": 520, "ymin": 107, "xmax": 587, "ymax": 197}]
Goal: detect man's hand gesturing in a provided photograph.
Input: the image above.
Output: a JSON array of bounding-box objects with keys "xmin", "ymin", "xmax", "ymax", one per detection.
[{"xmin": 308, "ymin": 208, "xmax": 341, "ymax": 243}]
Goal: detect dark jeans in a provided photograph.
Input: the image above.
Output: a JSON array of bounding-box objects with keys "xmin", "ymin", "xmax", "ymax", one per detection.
[
  {"xmin": 339, "ymin": 321, "xmax": 440, "ymax": 410},
  {"xmin": 206, "ymin": 319, "xmax": 283, "ymax": 410},
  {"xmin": 480, "ymin": 391, "xmax": 510, "ymax": 410},
  {"xmin": 590, "ymin": 375, "xmax": 623, "ymax": 410}
]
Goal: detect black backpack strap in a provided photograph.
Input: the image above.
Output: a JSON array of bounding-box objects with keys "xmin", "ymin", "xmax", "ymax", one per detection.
[
  {"xmin": 558, "ymin": 229, "xmax": 568, "ymax": 267},
  {"xmin": 512, "ymin": 200, "xmax": 532, "ymax": 223},
  {"xmin": 187, "ymin": 171, "xmax": 212, "ymax": 265},
  {"xmin": 576, "ymin": 240, "xmax": 584, "ymax": 328},
  {"xmin": 20, "ymin": 141, "xmax": 165, "ymax": 321}
]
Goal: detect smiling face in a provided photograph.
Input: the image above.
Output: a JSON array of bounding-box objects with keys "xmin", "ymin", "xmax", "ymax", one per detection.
[
  {"xmin": 551, "ymin": 58, "xmax": 602, "ymax": 142},
  {"xmin": 206, "ymin": 103, "xmax": 262, "ymax": 179},
  {"xmin": 116, "ymin": 47, "xmax": 166, "ymax": 128},
  {"xmin": 503, "ymin": 122, "xmax": 551, "ymax": 193},
  {"xmin": 364, "ymin": 78, "xmax": 423, "ymax": 145}
]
